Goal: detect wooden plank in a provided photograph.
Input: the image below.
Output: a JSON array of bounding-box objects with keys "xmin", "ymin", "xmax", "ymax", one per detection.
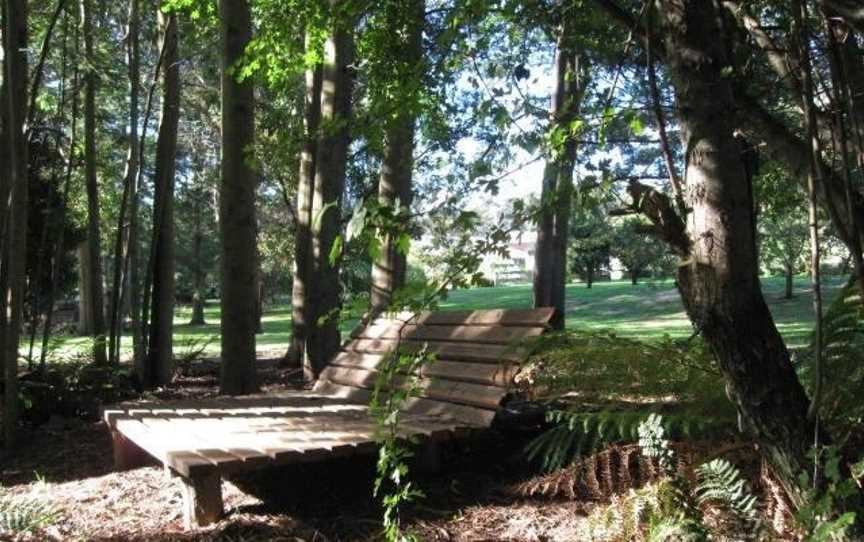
[
  {"xmin": 355, "ymin": 323, "xmax": 544, "ymax": 345},
  {"xmin": 345, "ymin": 338, "xmax": 528, "ymax": 363},
  {"xmin": 319, "ymin": 366, "xmax": 506, "ymax": 410},
  {"xmin": 412, "ymin": 308, "xmax": 554, "ymax": 327},
  {"xmin": 329, "ymin": 351, "xmax": 517, "ymax": 387}
]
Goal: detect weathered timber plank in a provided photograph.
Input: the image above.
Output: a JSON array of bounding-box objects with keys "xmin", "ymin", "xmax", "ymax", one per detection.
[
  {"xmin": 369, "ymin": 308, "xmax": 554, "ymax": 327},
  {"xmin": 355, "ymin": 323, "xmax": 544, "ymax": 344},
  {"xmin": 329, "ymin": 351, "xmax": 517, "ymax": 387},
  {"xmin": 319, "ymin": 366, "xmax": 506, "ymax": 410},
  {"xmin": 345, "ymin": 338, "xmax": 528, "ymax": 363}
]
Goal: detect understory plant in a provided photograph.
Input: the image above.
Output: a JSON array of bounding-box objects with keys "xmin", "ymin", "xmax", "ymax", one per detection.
[
  {"xmin": 584, "ymin": 414, "xmax": 764, "ymax": 541},
  {"xmin": 370, "ymin": 344, "xmax": 436, "ymax": 542},
  {"xmin": 522, "ymin": 330, "xmax": 737, "ymax": 471},
  {"xmin": 0, "ymin": 480, "xmax": 60, "ymax": 537}
]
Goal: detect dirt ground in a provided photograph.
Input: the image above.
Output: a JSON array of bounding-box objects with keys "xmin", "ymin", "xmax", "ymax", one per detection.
[
  {"xmin": 0, "ymin": 358, "xmax": 785, "ymax": 541},
  {"xmin": 0, "ymin": 359, "xmax": 611, "ymax": 541}
]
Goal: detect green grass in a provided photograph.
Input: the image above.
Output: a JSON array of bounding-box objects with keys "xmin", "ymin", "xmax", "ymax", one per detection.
[{"xmin": 27, "ymin": 275, "xmax": 839, "ymax": 363}]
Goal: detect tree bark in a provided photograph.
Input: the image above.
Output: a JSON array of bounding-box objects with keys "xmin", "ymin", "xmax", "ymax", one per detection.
[
  {"xmin": 285, "ymin": 47, "xmax": 322, "ymax": 370},
  {"xmin": 657, "ymin": 0, "xmax": 817, "ymax": 506},
  {"xmin": 306, "ymin": 12, "xmax": 355, "ymax": 379},
  {"xmin": 108, "ymin": 0, "xmax": 141, "ymax": 365},
  {"xmin": 81, "ymin": 0, "xmax": 108, "ymax": 365},
  {"xmin": 369, "ymin": 0, "xmax": 424, "ymax": 315},
  {"xmin": 189, "ymin": 187, "xmax": 206, "ymax": 326},
  {"xmin": 785, "ymin": 265, "xmax": 794, "ymax": 299},
  {"xmin": 219, "ymin": 0, "xmax": 258, "ymax": 395},
  {"xmin": 144, "ymin": 10, "xmax": 179, "ymax": 389},
  {"xmin": 2, "ymin": 0, "xmax": 28, "ymax": 448},
  {"xmin": 533, "ymin": 14, "xmax": 584, "ymax": 331}
]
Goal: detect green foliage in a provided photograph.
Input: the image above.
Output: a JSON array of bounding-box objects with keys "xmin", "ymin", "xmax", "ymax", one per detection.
[
  {"xmin": 799, "ymin": 277, "xmax": 864, "ymax": 431},
  {"xmin": 521, "ymin": 330, "xmax": 733, "ymax": 417},
  {"xmin": 0, "ymin": 489, "xmax": 60, "ymax": 536},
  {"xmin": 370, "ymin": 345, "xmax": 435, "ymax": 542},
  {"xmin": 795, "ymin": 447, "xmax": 861, "ymax": 541},
  {"xmin": 526, "ymin": 409, "xmax": 728, "ymax": 472},
  {"xmin": 695, "ymin": 459, "xmax": 759, "ymax": 525},
  {"xmin": 609, "ymin": 217, "xmax": 674, "ymax": 283}
]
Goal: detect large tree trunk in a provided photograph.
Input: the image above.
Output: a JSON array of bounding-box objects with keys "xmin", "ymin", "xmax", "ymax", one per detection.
[
  {"xmin": 369, "ymin": 0, "xmax": 424, "ymax": 315},
  {"xmin": 285, "ymin": 48, "xmax": 322, "ymax": 370},
  {"xmin": 306, "ymin": 14, "xmax": 355, "ymax": 379},
  {"xmin": 219, "ymin": 0, "xmax": 258, "ymax": 395},
  {"xmin": 144, "ymin": 10, "xmax": 179, "ymax": 389},
  {"xmin": 533, "ymin": 16, "xmax": 584, "ymax": 331},
  {"xmin": 657, "ymin": 0, "xmax": 817, "ymax": 506},
  {"xmin": 2, "ymin": 0, "xmax": 28, "ymax": 448},
  {"xmin": 108, "ymin": 0, "xmax": 140, "ymax": 365},
  {"xmin": 81, "ymin": 0, "xmax": 107, "ymax": 365}
]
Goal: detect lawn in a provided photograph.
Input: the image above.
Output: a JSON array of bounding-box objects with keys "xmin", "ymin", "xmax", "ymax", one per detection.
[{"xmin": 33, "ymin": 275, "xmax": 841, "ymax": 362}]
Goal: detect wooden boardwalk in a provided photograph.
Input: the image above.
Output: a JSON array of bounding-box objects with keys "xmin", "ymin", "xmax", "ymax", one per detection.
[{"xmin": 104, "ymin": 308, "xmax": 554, "ymax": 528}]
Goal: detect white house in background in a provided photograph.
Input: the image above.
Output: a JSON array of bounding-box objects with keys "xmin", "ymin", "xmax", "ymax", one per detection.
[{"xmin": 479, "ymin": 231, "xmax": 537, "ymax": 286}]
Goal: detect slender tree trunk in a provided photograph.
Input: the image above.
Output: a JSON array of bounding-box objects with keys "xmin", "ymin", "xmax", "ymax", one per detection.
[
  {"xmin": 785, "ymin": 265, "xmax": 794, "ymax": 299},
  {"xmin": 533, "ymin": 16, "xmax": 584, "ymax": 331},
  {"xmin": 219, "ymin": 0, "xmax": 258, "ymax": 395},
  {"xmin": 285, "ymin": 48, "xmax": 322, "ymax": 370},
  {"xmin": 144, "ymin": 10, "xmax": 179, "ymax": 389},
  {"xmin": 189, "ymin": 187, "xmax": 206, "ymax": 326},
  {"xmin": 81, "ymin": 0, "xmax": 107, "ymax": 365},
  {"xmin": 77, "ymin": 241, "xmax": 93, "ymax": 335},
  {"xmin": 630, "ymin": 270, "xmax": 638, "ymax": 285},
  {"xmin": 306, "ymin": 12, "xmax": 356, "ymax": 379},
  {"xmin": 41, "ymin": 14, "xmax": 80, "ymax": 372},
  {"xmin": 370, "ymin": 0, "xmax": 424, "ymax": 315},
  {"xmin": 585, "ymin": 266, "xmax": 593, "ymax": 289},
  {"xmin": 2, "ymin": 0, "xmax": 28, "ymax": 449},
  {"xmin": 657, "ymin": 0, "xmax": 818, "ymax": 507},
  {"xmin": 108, "ymin": 0, "xmax": 140, "ymax": 366}
]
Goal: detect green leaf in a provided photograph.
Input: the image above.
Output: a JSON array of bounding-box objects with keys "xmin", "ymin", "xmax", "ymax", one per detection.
[{"xmin": 328, "ymin": 235, "xmax": 343, "ymax": 266}]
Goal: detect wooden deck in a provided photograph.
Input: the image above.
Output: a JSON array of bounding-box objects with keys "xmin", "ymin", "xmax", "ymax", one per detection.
[{"xmin": 104, "ymin": 308, "xmax": 554, "ymax": 528}]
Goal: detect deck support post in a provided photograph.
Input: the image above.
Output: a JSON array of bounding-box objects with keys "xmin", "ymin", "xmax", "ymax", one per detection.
[
  {"xmin": 414, "ymin": 440, "xmax": 442, "ymax": 474},
  {"xmin": 180, "ymin": 471, "xmax": 224, "ymax": 529},
  {"xmin": 111, "ymin": 430, "xmax": 150, "ymax": 470}
]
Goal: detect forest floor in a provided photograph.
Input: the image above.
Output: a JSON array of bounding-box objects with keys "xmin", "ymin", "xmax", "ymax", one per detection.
[{"xmin": 1, "ymin": 356, "xmax": 773, "ymax": 542}]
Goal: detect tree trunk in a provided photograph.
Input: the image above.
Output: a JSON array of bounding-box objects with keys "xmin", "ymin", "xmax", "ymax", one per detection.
[
  {"xmin": 585, "ymin": 266, "xmax": 593, "ymax": 289},
  {"xmin": 2, "ymin": 0, "xmax": 28, "ymax": 448},
  {"xmin": 533, "ymin": 16, "xmax": 584, "ymax": 331},
  {"xmin": 219, "ymin": 0, "xmax": 258, "ymax": 395},
  {"xmin": 144, "ymin": 10, "xmax": 179, "ymax": 389},
  {"xmin": 77, "ymin": 241, "xmax": 94, "ymax": 335},
  {"xmin": 285, "ymin": 48, "xmax": 322, "ymax": 370},
  {"xmin": 785, "ymin": 265, "xmax": 794, "ymax": 299},
  {"xmin": 305, "ymin": 12, "xmax": 355, "ymax": 379},
  {"xmin": 630, "ymin": 270, "xmax": 638, "ymax": 285},
  {"xmin": 108, "ymin": 0, "xmax": 140, "ymax": 365},
  {"xmin": 369, "ymin": 0, "xmax": 424, "ymax": 315},
  {"xmin": 658, "ymin": 0, "xmax": 817, "ymax": 506},
  {"xmin": 81, "ymin": 0, "xmax": 107, "ymax": 365},
  {"xmin": 189, "ymin": 188, "xmax": 206, "ymax": 326}
]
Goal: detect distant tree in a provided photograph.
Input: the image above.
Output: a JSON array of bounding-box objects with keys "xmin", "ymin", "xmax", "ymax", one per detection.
[
  {"xmin": 569, "ymin": 205, "xmax": 610, "ymax": 289},
  {"xmin": 755, "ymin": 164, "xmax": 809, "ymax": 299},
  {"xmin": 81, "ymin": 0, "xmax": 107, "ymax": 365},
  {"xmin": 760, "ymin": 214, "xmax": 808, "ymax": 299},
  {"xmin": 610, "ymin": 218, "xmax": 668, "ymax": 285}
]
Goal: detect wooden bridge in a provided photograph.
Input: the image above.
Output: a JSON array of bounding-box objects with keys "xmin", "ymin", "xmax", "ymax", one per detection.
[{"xmin": 103, "ymin": 308, "xmax": 554, "ymax": 528}]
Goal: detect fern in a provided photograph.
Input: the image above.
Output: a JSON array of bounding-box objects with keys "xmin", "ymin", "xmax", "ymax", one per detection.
[
  {"xmin": 695, "ymin": 459, "xmax": 760, "ymax": 524},
  {"xmin": 526, "ymin": 408, "xmax": 732, "ymax": 472},
  {"xmin": 0, "ymin": 492, "xmax": 59, "ymax": 535},
  {"xmin": 800, "ymin": 276, "xmax": 864, "ymax": 427}
]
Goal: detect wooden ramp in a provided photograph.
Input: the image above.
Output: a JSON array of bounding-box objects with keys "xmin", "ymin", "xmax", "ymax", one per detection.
[{"xmin": 104, "ymin": 308, "xmax": 553, "ymax": 528}]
